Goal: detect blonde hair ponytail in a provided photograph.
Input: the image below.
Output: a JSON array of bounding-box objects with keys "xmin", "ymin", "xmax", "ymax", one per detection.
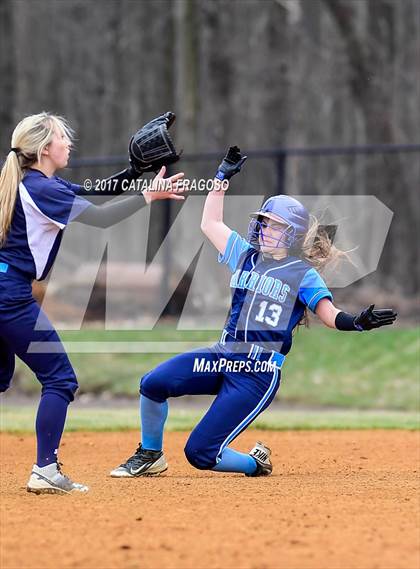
[
  {"xmin": 0, "ymin": 112, "xmax": 73, "ymax": 246},
  {"xmin": 296, "ymin": 214, "xmax": 352, "ymax": 328},
  {"xmin": 300, "ymin": 214, "xmax": 348, "ymax": 273},
  {"xmin": 0, "ymin": 151, "xmax": 23, "ymax": 245}
]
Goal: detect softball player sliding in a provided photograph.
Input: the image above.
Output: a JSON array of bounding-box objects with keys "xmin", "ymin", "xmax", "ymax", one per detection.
[
  {"xmin": 0, "ymin": 112, "xmax": 184, "ymax": 494},
  {"xmin": 112, "ymin": 146, "xmax": 397, "ymax": 478}
]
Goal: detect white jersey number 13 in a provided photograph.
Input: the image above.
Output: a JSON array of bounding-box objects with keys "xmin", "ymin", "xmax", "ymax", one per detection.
[{"xmin": 255, "ymin": 301, "xmax": 282, "ymax": 327}]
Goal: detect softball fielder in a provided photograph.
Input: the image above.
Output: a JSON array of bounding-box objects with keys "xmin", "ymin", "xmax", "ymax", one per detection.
[
  {"xmin": 112, "ymin": 146, "xmax": 397, "ymax": 478},
  {"xmin": 0, "ymin": 111, "xmax": 184, "ymax": 494}
]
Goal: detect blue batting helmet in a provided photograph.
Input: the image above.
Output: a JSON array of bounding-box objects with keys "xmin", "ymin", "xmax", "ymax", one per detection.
[{"xmin": 247, "ymin": 195, "xmax": 310, "ymax": 250}]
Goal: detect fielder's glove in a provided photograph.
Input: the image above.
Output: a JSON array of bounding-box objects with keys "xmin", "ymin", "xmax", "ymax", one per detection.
[
  {"xmin": 353, "ymin": 304, "xmax": 397, "ymax": 331},
  {"xmin": 215, "ymin": 146, "xmax": 248, "ymax": 181},
  {"xmin": 129, "ymin": 112, "xmax": 181, "ymax": 174}
]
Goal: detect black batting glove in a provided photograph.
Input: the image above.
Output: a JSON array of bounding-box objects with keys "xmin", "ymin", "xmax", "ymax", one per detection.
[
  {"xmin": 215, "ymin": 146, "xmax": 248, "ymax": 181},
  {"xmin": 353, "ymin": 304, "xmax": 397, "ymax": 331}
]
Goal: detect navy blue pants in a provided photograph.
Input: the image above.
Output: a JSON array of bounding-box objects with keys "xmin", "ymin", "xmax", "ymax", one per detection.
[
  {"xmin": 0, "ymin": 270, "xmax": 77, "ymax": 402},
  {"xmin": 140, "ymin": 344, "xmax": 281, "ymax": 470}
]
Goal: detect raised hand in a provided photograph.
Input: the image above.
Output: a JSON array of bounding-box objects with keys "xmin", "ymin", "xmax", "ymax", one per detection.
[
  {"xmin": 142, "ymin": 166, "xmax": 185, "ymax": 204},
  {"xmin": 353, "ymin": 304, "xmax": 397, "ymax": 331},
  {"xmin": 215, "ymin": 146, "xmax": 248, "ymax": 181}
]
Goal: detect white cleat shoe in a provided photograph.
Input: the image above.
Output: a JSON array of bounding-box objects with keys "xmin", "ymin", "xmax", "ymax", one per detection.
[
  {"xmin": 27, "ymin": 463, "xmax": 89, "ymax": 495},
  {"xmin": 246, "ymin": 441, "xmax": 273, "ymax": 477}
]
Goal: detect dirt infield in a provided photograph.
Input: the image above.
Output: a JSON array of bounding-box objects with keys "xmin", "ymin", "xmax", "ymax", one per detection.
[{"xmin": 1, "ymin": 430, "xmax": 419, "ymax": 569}]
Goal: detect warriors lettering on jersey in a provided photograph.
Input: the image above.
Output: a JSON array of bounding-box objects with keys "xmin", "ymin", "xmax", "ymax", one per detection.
[{"xmin": 230, "ymin": 269, "xmax": 291, "ymax": 303}]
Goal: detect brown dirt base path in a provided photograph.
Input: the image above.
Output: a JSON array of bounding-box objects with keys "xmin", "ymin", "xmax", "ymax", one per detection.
[{"xmin": 1, "ymin": 430, "xmax": 419, "ymax": 569}]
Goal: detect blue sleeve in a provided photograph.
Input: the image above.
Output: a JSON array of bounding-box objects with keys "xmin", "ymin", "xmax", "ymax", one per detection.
[
  {"xmin": 299, "ymin": 268, "xmax": 333, "ymax": 313},
  {"xmin": 55, "ymin": 176, "xmax": 84, "ymax": 194},
  {"xmin": 33, "ymin": 177, "xmax": 91, "ymax": 228},
  {"xmin": 217, "ymin": 231, "xmax": 252, "ymax": 273}
]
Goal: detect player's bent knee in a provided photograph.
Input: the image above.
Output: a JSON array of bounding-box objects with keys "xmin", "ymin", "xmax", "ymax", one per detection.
[
  {"xmin": 184, "ymin": 438, "xmax": 218, "ymax": 470},
  {"xmin": 34, "ymin": 353, "xmax": 79, "ymax": 402},
  {"xmin": 41, "ymin": 377, "xmax": 79, "ymax": 403},
  {"xmin": 140, "ymin": 370, "xmax": 169, "ymax": 402}
]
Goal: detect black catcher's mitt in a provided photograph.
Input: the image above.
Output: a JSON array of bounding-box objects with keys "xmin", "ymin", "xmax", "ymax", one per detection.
[{"xmin": 129, "ymin": 112, "xmax": 181, "ymax": 174}]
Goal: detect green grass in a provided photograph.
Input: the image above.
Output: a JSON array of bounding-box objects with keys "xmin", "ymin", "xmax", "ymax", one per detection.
[
  {"xmin": 13, "ymin": 326, "xmax": 420, "ymax": 410},
  {"xmin": 1, "ymin": 405, "xmax": 419, "ymax": 433},
  {"xmin": 282, "ymin": 326, "xmax": 420, "ymax": 410}
]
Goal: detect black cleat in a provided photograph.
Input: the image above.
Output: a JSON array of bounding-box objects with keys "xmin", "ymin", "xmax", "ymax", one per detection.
[{"xmin": 110, "ymin": 444, "xmax": 168, "ymax": 477}]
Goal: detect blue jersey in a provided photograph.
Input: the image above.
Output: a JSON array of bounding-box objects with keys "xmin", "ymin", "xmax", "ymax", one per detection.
[
  {"xmin": 218, "ymin": 231, "xmax": 333, "ymax": 355},
  {"xmin": 0, "ymin": 168, "xmax": 90, "ymax": 281}
]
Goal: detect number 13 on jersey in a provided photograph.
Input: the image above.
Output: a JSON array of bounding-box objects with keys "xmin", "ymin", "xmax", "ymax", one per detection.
[{"xmin": 255, "ymin": 301, "xmax": 283, "ymax": 327}]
